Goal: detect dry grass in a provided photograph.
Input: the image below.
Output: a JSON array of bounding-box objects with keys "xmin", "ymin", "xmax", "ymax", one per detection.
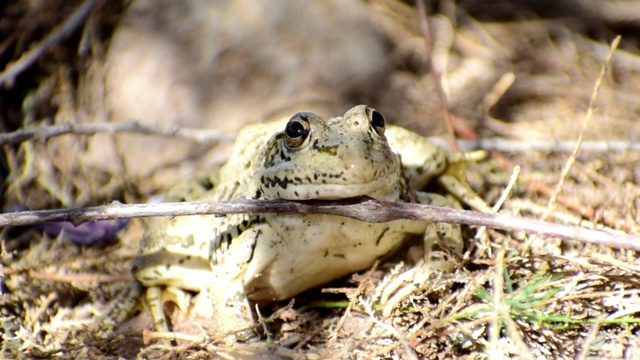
[{"xmin": 2, "ymin": 0, "xmax": 640, "ymax": 358}]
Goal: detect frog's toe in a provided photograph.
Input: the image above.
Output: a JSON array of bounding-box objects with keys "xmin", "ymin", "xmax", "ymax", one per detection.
[
  {"xmin": 379, "ymin": 219, "xmax": 462, "ymax": 316},
  {"xmin": 143, "ymin": 285, "xmax": 192, "ymax": 334},
  {"xmin": 145, "ymin": 286, "xmax": 170, "ymax": 333},
  {"xmin": 379, "ymin": 251, "xmax": 457, "ymax": 317},
  {"xmin": 379, "ymin": 258, "xmax": 425, "ymax": 317},
  {"xmin": 162, "ymin": 286, "xmax": 193, "ymax": 315}
]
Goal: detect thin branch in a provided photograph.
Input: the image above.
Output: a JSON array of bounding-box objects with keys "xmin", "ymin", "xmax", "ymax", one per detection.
[
  {"xmin": 0, "ymin": 120, "xmax": 234, "ymax": 145},
  {"xmin": 0, "ymin": 0, "xmax": 95, "ymax": 87},
  {"xmin": 3, "ymin": 120, "xmax": 638, "ymax": 153},
  {"xmin": 451, "ymin": 138, "xmax": 640, "ymax": 153},
  {"xmin": 544, "ymin": 35, "xmax": 622, "ymax": 220},
  {"xmin": 1, "ymin": 197, "xmax": 638, "ymax": 251}
]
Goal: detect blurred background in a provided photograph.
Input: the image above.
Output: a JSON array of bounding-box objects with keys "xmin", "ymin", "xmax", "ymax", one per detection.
[
  {"xmin": 3, "ymin": 0, "xmax": 639, "ymax": 208},
  {"xmin": 1, "ymin": 1, "xmax": 639, "ymax": 358}
]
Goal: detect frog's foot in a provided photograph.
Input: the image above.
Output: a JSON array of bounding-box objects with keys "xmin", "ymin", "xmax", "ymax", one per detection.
[
  {"xmin": 440, "ymin": 150, "xmax": 492, "ymax": 213},
  {"xmin": 378, "ymin": 191, "xmax": 463, "ymax": 316},
  {"xmin": 378, "ymin": 221, "xmax": 462, "ymax": 317},
  {"xmin": 143, "ymin": 285, "xmax": 192, "ymax": 333},
  {"xmin": 143, "ymin": 278, "xmax": 255, "ymax": 342}
]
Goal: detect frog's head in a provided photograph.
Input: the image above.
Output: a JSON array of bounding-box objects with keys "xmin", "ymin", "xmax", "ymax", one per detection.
[{"xmin": 257, "ymin": 105, "xmax": 406, "ymax": 200}]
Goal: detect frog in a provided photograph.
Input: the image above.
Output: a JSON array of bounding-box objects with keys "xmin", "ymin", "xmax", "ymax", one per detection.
[{"xmin": 131, "ymin": 105, "xmax": 490, "ymax": 338}]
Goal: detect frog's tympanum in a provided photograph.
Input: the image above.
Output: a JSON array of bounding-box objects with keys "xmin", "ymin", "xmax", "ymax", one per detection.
[{"xmin": 132, "ymin": 105, "xmax": 489, "ymax": 337}]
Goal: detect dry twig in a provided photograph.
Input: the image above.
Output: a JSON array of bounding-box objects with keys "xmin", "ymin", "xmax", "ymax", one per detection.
[
  {"xmin": 0, "ymin": 121, "xmax": 234, "ymax": 145},
  {"xmin": 1, "ymin": 197, "xmax": 638, "ymax": 251},
  {"xmin": 452, "ymin": 138, "xmax": 640, "ymax": 153},
  {"xmin": 0, "ymin": 0, "xmax": 95, "ymax": 87},
  {"xmin": 4, "ymin": 119, "xmax": 639, "ymax": 153}
]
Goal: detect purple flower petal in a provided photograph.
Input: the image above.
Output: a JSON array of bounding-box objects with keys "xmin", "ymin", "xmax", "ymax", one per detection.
[{"xmin": 7, "ymin": 204, "xmax": 129, "ymax": 245}]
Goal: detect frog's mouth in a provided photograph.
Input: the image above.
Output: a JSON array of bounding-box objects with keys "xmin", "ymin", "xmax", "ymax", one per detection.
[{"xmin": 260, "ymin": 174, "xmax": 400, "ymax": 201}]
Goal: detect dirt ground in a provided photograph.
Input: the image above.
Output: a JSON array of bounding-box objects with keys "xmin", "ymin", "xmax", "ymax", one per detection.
[{"xmin": 2, "ymin": 0, "xmax": 640, "ymax": 359}]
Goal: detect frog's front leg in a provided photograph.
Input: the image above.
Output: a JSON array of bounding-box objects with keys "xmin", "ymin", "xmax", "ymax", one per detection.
[
  {"xmin": 379, "ymin": 193, "xmax": 463, "ymax": 317},
  {"xmin": 133, "ymin": 219, "xmax": 270, "ymax": 339},
  {"xmin": 134, "ymin": 248, "xmax": 217, "ymax": 333},
  {"xmin": 205, "ymin": 223, "xmax": 277, "ymax": 339}
]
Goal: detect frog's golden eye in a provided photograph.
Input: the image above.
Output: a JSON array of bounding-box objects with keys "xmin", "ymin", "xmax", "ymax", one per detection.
[
  {"xmin": 284, "ymin": 114, "xmax": 311, "ymax": 148},
  {"xmin": 368, "ymin": 108, "xmax": 386, "ymax": 136}
]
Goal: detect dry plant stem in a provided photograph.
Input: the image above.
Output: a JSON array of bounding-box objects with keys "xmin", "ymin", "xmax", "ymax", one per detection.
[
  {"xmin": 504, "ymin": 310, "xmax": 536, "ymax": 359},
  {"xmin": 543, "ymin": 35, "xmax": 621, "ymax": 220},
  {"xmin": 141, "ymin": 332, "xmax": 320, "ymax": 360},
  {"xmin": 489, "ymin": 247, "xmax": 504, "ymax": 347},
  {"xmin": 26, "ymin": 292, "xmax": 58, "ymax": 329},
  {"xmin": 0, "ymin": 121, "xmax": 234, "ymax": 145},
  {"xmin": 575, "ymin": 315, "xmax": 607, "ymax": 360},
  {"xmin": 528, "ymin": 180, "xmax": 639, "ymax": 233},
  {"xmin": 416, "ymin": 0, "xmax": 458, "ymax": 151},
  {"xmin": 482, "ymin": 72, "xmax": 516, "ymax": 112},
  {"xmin": 528, "ymin": 180, "xmax": 595, "ymax": 220},
  {"xmin": 2, "ymin": 197, "xmax": 639, "ymax": 250},
  {"xmin": 590, "ymin": 253, "xmax": 640, "ymax": 273},
  {"xmin": 360, "ymin": 296, "xmax": 418, "ymax": 360},
  {"xmin": 473, "ymin": 165, "xmax": 520, "ymax": 244},
  {"xmin": 0, "ymin": 0, "xmax": 95, "ymax": 87},
  {"xmin": 23, "ymin": 271, "xmax": 132, "ymax": 283},
  {"xmin": 142, "ymin": 330, "xmax": 202, "ymax": 344}
]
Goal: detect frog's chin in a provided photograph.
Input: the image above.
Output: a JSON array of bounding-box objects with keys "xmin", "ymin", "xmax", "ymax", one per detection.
[{"xmin": 266, "ymin": 180, "xmax": 400, "ymax": 201}]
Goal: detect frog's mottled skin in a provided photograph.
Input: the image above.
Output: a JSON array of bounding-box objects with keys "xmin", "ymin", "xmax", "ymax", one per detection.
[{"xmin": 132, "ymin": 105, "xmax": 489, "ymax": 336}]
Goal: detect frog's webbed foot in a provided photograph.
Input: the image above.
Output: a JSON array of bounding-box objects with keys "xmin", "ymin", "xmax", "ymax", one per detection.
[
  {"xmin": 143, "ymin": 285, "xmax": 192, "ymax": 333},
  {"xmin": 378, "ymin": 193, "xmax": 463, "ymax": 317},
  {"xmin": 143, "ymin": 281, "xmax": 255, "ymax": 342},
  {"xmin": 378, "ymin": 221, "xmax": 462, "ymax": 317}
]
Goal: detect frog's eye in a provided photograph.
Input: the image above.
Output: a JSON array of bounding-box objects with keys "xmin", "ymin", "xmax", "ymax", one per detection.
[
  {"xmin": 284, "ymin": 114, "xmax": 311, "ymax": 148},
  {"xmin": 369, "ymin": 109, "xmax": 386, "ymax": 136}
]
